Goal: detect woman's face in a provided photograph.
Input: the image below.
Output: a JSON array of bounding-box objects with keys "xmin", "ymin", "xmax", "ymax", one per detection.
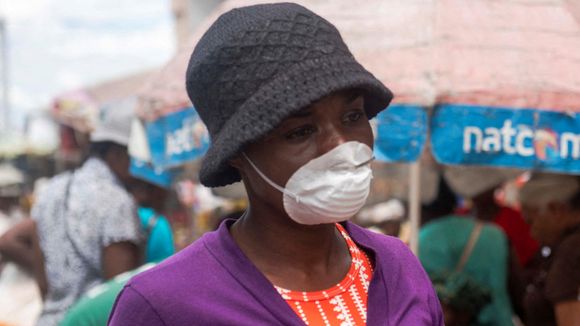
[{"xmin": 235, "ymin": 89, "xmax": 373, "ymax": 212}]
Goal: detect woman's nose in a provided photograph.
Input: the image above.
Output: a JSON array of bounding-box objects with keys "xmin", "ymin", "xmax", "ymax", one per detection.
[{"xmin": 318, "ymin": 123, "xmax": 347, "ymax": 155}]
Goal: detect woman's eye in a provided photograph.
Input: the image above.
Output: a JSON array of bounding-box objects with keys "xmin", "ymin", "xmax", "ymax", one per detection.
[
  {"xmin": 343, "ymin": 110, "xmax": 364, "ymax": 124},
  {"xmin": 285, "ymin": 126, "xmax": 316, "ymax": 140}
]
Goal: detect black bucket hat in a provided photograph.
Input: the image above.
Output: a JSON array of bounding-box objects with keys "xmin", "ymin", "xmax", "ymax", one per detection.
[{"xmin": 186, "ymin": 2, "xmax": 393, "ymax": 187}]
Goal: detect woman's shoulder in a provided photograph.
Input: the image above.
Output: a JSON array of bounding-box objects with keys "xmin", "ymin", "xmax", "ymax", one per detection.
[
  {"xmin": 480, "ymin": 220, "xmax": 509, "ymax": 243},
  {"xmin": 346, "ymin": 221, "xmax": 435, "ymax": 285},
  {"xmin": 345, "ymin": 222, "xmax": 444, "ymax": 324}
]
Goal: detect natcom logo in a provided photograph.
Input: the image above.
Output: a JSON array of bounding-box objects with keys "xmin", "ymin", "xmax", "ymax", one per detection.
[
  {"xmin": 533, "ymin": 129, "xmax": 559, "ymax": 161},
  {"xmin": 463, "ymin": 120, "xmax": 580, "ymax": 161},
  {"xmin": 166, "ymin": 116, "xmax": 209, "ymax": 156}
]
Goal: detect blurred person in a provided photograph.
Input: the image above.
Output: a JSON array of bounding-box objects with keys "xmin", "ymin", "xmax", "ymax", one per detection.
[
  {"xmin": 108, "ymin": 3, "xmax": 443, "ymax": 325},
  {"xmin": 130, "ymin": 178, "xmax": 175, "ymax": 263},
  {"xmin": 58, "ymin": 178, "xmax": 175, "ymax": 326},
  {"xmin": 519, "ymin": 173, "xmax": 580, "ymax": 326},
  {"xmin": 445, "ymin": 166, "xmax": 533, "ymax": 322},
  {"xmin": 419, "ymin": 174, "xmax": 515, "ymax": 325},
  {"xmin": 0, "ymin": 177, "xmax": 50, "ymax": 276},
  {"xmin": 445, "ymin": 166, "xmax": 540, "ymax": 268},
  {"xmin": 0, "ymin": 164, "xmax": 25, "ymax": 223},
  {"xmin": 59, "ymin": 262, "xmax": 157, "ymax": 326},
  {"xmin": 0, "ymin": 163, "xmax": 27, "ymax": 269},
  {"xmin": 22, "ymin": 101, "xmax": 144, "ymax": 325},
  {"xmin": 0, "ymin": 165, "xmax": 43, "ymax": 326},
  {"xmin": 472, "ymin": 186, "xmax": 540, "ymax": 267},
  {"xmin": 421, "ymin": 175, "xmax": 458, "ymax": 227},
  {"xmin": 431, "ymin": 272, "xmax": 492, "ymax": 326}
]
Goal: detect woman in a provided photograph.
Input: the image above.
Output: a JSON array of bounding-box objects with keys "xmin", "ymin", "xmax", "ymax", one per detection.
[
  {"xmin": 109, "ymin": 3, "xmax": 442, "ymax": 325},
  {"xmin": 519, "ymin": 173, "xmax": 580, "ymax": 326},
  {"xmin": 419, "ymin": 174, "xmax": 514, "ymax": 326}
]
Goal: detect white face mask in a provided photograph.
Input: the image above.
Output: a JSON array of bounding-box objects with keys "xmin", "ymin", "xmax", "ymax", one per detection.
[{"xmin": 243, "ymin": 141, "xmax": 374, "ymax": 225}]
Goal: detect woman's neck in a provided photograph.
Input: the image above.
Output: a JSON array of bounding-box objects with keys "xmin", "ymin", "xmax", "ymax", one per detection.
[{"xmin": 230, "ymin": 204, "xmax": 351, "ymax": 291}]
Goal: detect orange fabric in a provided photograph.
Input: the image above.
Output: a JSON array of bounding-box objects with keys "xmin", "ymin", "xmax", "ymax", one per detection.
[{"xmin": 275, "ymin": 224, "xmax": 373, "ymax": 325}]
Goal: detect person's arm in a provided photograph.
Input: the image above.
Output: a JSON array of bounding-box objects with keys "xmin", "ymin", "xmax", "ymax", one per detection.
[
  {"xmin": 0, "ymin": 219, "xmax": 48, "ymax": 299},
  {"xmin": 101, "ymin": 194, "xmax": 143, "ymax": 279},
  {"xmin": 102, "ymin": 241, "xmax": 140, "ymax": 279},
  {"xmin": 555, "ymin": 300, "xmax": 580, "ymax": 326},
  {"xmin": 30, "ymin": 221, "xmax": 48, "ymax": 299},
  {"xmin": 0, "ymin": 219, "xmax": 36, "ymax": 271}
]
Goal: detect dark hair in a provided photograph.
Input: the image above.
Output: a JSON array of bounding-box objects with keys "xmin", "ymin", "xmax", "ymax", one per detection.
[
  {"xmin": 422, "ymin": 176, "xmax": 458, "ymax": 225},
  {"xmin": 431, "ymin": 272, "xmax": 491, "ymax": 321},
  {"xmin": 89, "ymin": 141, "xmax": 126, "ymax": 159}
]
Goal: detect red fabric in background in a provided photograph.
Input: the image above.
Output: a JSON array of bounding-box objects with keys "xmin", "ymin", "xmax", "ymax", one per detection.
[{"xmin": 494, "ymin": 207, "xmax": 540, "ymax": 267}]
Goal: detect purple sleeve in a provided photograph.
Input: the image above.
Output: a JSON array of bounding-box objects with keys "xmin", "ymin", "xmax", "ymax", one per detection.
[
  {"xmin": 428, "ymin": 282, "xmax": 445, "ymax": 325},
  {"xmin": 384, "ymin": 236, "xmax": 445, "ymax": 325},
  {"xmin": 108, "ymin": 285, "xmax": 166, "ymax": 326},
  {"xmin": 404, "ymin": 243, "xmax": 444, "ymax": 325}
]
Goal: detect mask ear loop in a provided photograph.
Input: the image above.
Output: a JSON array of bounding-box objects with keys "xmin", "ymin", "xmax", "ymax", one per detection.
[
  {"xmin": 355, "ymin": 156, "xmax": 375, "ymax": 168},
  {"xmin": 241, "ymin": 152, "xmax": 301, "ymax": 203}
]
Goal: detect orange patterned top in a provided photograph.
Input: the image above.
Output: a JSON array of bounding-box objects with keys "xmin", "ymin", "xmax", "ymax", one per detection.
[{"xmin": 275, "ymin": 224, "xmax": 374, "ymax": 326}]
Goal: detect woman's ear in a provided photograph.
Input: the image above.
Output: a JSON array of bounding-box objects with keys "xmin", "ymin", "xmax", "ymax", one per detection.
[{"xmin": 229, "ymin": 155, "xmax": 249, "ymax": 180}]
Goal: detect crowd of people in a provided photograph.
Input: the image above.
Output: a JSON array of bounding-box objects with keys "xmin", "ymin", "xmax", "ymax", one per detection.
[
  {"xmin": 0, "ymin": 103, "xmax": 180, "ymax": 325},
  {"xmin": 0, "ymin": 2, "xmax": 578, "ymax": 326}
]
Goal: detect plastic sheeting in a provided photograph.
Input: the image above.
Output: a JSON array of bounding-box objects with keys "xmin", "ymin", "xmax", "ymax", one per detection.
[
  {"xmin": 136, "ymin": 0, "xmax": 580, "ymax": 121},
  {"xmin": 52, "ymin": 70, "xmax": 156, "ymax": 132}
]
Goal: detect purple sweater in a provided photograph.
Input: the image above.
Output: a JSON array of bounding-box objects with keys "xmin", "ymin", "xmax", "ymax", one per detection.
[{"xmin": 108, "ymin": 220, "xmax": 443, "ymax": 325}]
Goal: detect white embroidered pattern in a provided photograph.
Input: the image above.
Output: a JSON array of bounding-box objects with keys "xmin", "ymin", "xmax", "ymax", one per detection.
[
  {"xmin": 295, "ymin": 301, "xmax": 309, "ymax": 325},
  {"xmin": 330, "ymin": 295, "xmax": 355, "ymax": 326},
  {"xmin": 358, "ymin": 262, "xmax": 371, "ymax": 293},
  {"xmin": 276, "ymin": 287, "xmax": 292, "ymax": 300},
  {"xmin": 349, "ymin": 284, "xmax": 367, "ymax": 322},
  {"xmin": 315, "ymin": 300, "xmax": 331, "ymax": 326}
]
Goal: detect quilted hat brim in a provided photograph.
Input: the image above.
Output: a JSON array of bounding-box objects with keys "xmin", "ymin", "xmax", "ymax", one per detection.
[{"xmin": 199, "ymin": 55, "xmax": 393, "ymax": 187}]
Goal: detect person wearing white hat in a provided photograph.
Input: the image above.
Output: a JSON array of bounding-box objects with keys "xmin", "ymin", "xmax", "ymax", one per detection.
[
  {"xmin": 519, "ymin": 173, "xmax": 580, "ymax": 326},
  {"xmin": 445, "ymin": 166, "xmax": 540, "ymax": 269},
  {"xmin": 444, "ymin": 166, "xmax": 536, "ymax": 322},
  {"xmin": 419, "ymin": 174, "xmax": 517, "ymax": 326},
  {"xmin": 4, "ymin": 98, "xmax": 144, "ymax": 326}
]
